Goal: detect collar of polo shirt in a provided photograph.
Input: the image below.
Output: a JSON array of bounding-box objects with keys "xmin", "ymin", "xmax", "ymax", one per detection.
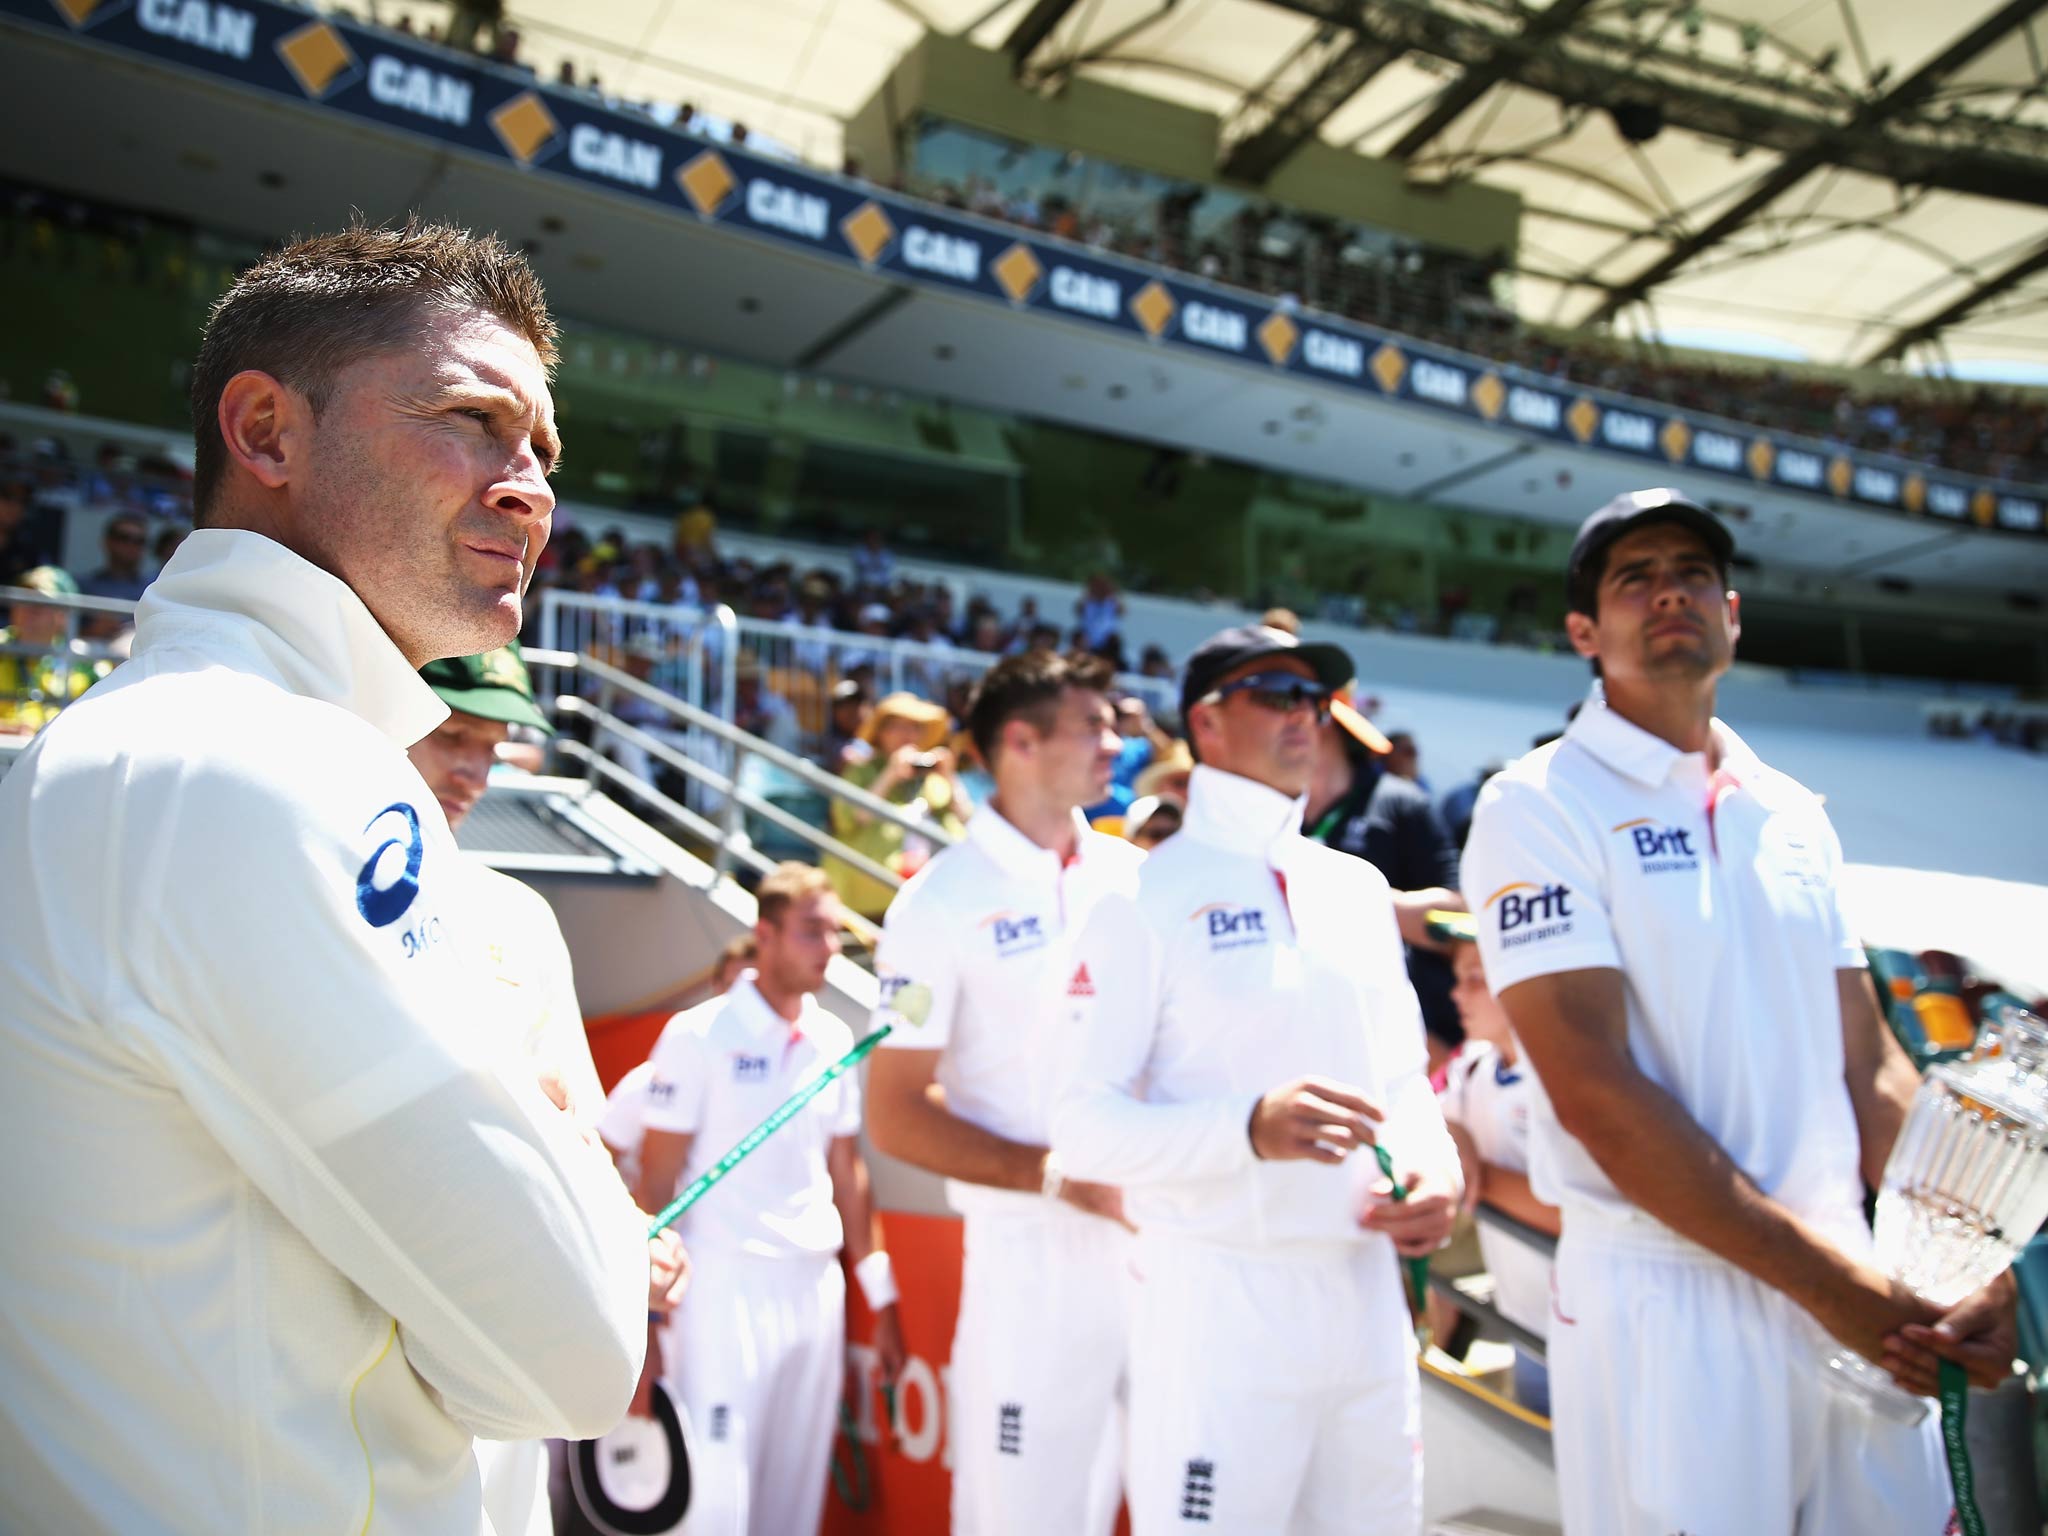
[
  {"xmin": 1566, "ymin": 696, "xmax": 1761, "ymax": 789},
  {"xmin": 966, "ymin": 803, "xmax": 1093, "ymax": 882},
  {"xmin": 1179, "ymin": 764, "xmax": 1308, "ymax": 866}
]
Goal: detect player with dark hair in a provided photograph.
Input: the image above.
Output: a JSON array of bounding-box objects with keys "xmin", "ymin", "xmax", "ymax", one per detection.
[{"xmin": 865, "ymin": 649, "xmax": 1142, "ymax": 1536}]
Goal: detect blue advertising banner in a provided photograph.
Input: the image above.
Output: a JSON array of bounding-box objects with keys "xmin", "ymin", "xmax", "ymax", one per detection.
[{"xmin": 5, "ymin": 0, "xmax": 2041, "ymax": 536}]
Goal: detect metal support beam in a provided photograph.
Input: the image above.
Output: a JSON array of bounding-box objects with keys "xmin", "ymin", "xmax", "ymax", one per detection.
[
  {"xmin": 1583, "ymin": 0, "xmax": 2048, "ymax": 325},
  {"xmin": 1861, "ymin": 232, "xmax": 2048, "ymax": 364},
  {"xmin": 1257, "ymin": 0, "xmax": 2048, "ymax": 207},
  {"xmin": 1384, "ymin": 0, "xmax": 1600, "ymax": 162},
  {"xmin": 1004, "ymin": 0, "xmax": 1084, "ymax": 74},
  {"xmin": 1219, "ymin": 28, "xmax": 1404, "ymax": 185}
]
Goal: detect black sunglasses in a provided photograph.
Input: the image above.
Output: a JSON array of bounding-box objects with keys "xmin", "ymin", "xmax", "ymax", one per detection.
[{"xmin": 1198, "ymin": 671, "xmax": 1332, "ymax": 720}]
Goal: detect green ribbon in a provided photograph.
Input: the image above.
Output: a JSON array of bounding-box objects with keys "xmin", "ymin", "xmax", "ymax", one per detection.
[
  {"xmin": 1372, "ymin": 1141, "xmax": 1432, "ymax": 1318},
  {"xmin": 1939, "ymin": 1358, "xmax": 1984, "ymax": 1536},
  {"xmin": 646, "ymin": 1026, "xmax": 894, "ymax": 1239}
]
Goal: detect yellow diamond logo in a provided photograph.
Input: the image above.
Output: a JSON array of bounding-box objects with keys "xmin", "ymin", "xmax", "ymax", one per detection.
[
  {"xmin": 1903, "ymin": 475, "xmax": 1926, "ymax": 515},
  {"xmin": 992, "ymin": 243, "xmax": 1043, "ymax": 304},
  {"xmin": 1129, "ymin": 281, "xmax": 1176, "ymax": 339},
  {"xmin": 1972, "ymin": 489, "xmax": 1996, "ymax": 526},
  {"xmin": 1369, "ymin": 343, "xmax": 1406, "ymax": 394},
  {"xmin": 50, "ymin": 0, "xmax": 100, "ymax": 25},
  {"xmin": 1256, "ymin": 311, "xmax": 1299, "ymax": 367},
  {"xmin": 276, "ymin": 21, "xmax": 357, "ymax": 98},
  {"xmin": 1748, "ymin": 439, "xmax": 1776, "ymax": 480},
  {"xmin": 677, "ymin": 152, "xmax": 737, "ymax": 218},
  {"xmin": 1472, "ymin": 372, "xmax": 1505, "ymax": 422},
  {"xmin": 1827, "ymin": 456, "xmax": 1852, "ymax": 497},
  {"xmin": 1660, "ymin": 418, "xmax": 1691, "ymax": 463},
  {"xmin": 1567, "ymin": 397, "xmax": 1600, "ymax": 444},
  {"xmin": 490, "ymin": 92, "xmax": 559, "ymax": 167},
  {"xmin": 841, "ymin": 202, "xmax": 896, "ymax": 266}
]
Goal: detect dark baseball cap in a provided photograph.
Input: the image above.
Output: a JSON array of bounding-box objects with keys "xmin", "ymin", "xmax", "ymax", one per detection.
[
  {"xmin": 1180, "ymin": 623, "xmax": 1353, "ymax": 723},
  {"xmin": 1567, "ymin": 488, "xmax": 1735, "ymax": 615},
  {"xmin": 418, "ymin": 642, "xmax": 553, "ymax": 735}
]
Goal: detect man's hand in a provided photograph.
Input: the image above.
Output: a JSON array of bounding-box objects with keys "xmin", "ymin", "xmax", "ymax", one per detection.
[
  {"xmin": 1881, "ymin": 1271, "xmax": 2020, "ymax": 1395},
  {"xmin": 872, "ymin": 1305, "xmax": 907, "ymax": 1388},
  {"xmin": 1362, "ymin": 1169, "xmax": 1459, "ymax": 1257},
  {"xmin": 1804, "ymin": 1258, "xmax": 1945, "ymax": 1365},
  {"xmin": 648, "ymin": 1231, "xmax": 690, "ymax": 1312},
  {"xmin": 1249, "ymin": 1077, "xmax": 1383, "ymax": 1163},
  {"xmin": 628, "ymin": 1320, "xmax": 664, "ymax": 1420},
  {"xmin": 1060, "ymin": 1178, "xmax": 1135, "ymax": 1231}
]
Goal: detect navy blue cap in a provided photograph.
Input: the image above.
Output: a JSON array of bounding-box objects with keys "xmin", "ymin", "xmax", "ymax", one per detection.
[
  {"xmin": 1179, "ymin": 623, "xmax": 1353, "ymax": 724},
  {"xmin": 1567, "ymin": 488, "xmax": 1735, "ymax": 614}
]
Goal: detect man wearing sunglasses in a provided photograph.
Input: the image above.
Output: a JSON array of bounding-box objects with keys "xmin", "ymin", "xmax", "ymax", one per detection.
[{"xmin": 1053, "ymin": 623, "xmax": 1460, "ymax": 1534}]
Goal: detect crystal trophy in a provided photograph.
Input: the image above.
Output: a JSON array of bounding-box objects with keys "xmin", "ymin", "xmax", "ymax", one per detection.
[{"xmin": 1825, "ymin": 1003, "xmax": 2048, "ymax": 1424}]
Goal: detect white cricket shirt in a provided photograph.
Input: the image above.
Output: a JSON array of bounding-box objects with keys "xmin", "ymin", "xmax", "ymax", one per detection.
[
  {"xmin": 1461, "ymin": 697, "xmax": 1867, "ymax": 1235},
  {"xmin": 641, "ymin": 975, "xmax": 861, "ymax": 1259},
  {"xmin": 0, "ymin": 531, "xmax": 649, "ymax": 1533},
  {"xmin": 598, "ymin": 1060, "xmax": 656, "ymax": 1195},
  {"xmin": 870, "ymin": 805, "xmax": 1145, "ymax": 1217},
  {"xmin": 1440, "ymin": 1042, "xmax": 1550, "ymax": 1339},
  {"xmin": 1051, "ymin": 766, "xmax": 1460, "ymax": 1252}
]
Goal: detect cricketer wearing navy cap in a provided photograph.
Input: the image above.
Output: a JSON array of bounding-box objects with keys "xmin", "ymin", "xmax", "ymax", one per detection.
[
  {"xmin": 1177, "ymin": 623, "xmax": 1352, "ymax": 742},
  {"xmin": 1565, "ymin": 488, "xmax": 1734, "ymax": 617}
]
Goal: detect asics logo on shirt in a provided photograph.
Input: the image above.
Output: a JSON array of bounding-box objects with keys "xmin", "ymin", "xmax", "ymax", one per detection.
[
  {"xmin": 355, "ymin": 802, "xmax": 424, "ymax": 928},
  {"xmin": 1191, "ymin": 903, "xmax": 1269, "ymax": 952},
  {"xmin": 979, "ymin": 910, "xmax": 1048, "ymax": 958},
  {"xmin": 1612, "ymin": 818, "xmax": 1701, "ymax": 873}
]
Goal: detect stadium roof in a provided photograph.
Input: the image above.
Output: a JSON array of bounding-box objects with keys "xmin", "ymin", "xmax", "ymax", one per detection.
[{"xmin": 448, "ymin": 0, "xmax": 2048, "ymax": 377}]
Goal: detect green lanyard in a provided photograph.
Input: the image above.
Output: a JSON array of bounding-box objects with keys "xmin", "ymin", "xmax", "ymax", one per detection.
[
  {"xmin": 1939, "ymin": 1359, "xmax": 1984, "ymax": 1536},
  {"xmin": 1372, "ymin": 1141, "xmax": 1432, "ymax": 1319},
  {"xmin": 646, "ymin": 1025, "xmax": 893, "ymax": 1239}
]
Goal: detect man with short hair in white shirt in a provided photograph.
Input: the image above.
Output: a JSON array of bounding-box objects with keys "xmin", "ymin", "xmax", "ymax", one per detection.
[
  {"xmin": 634, "ymin": 863, "xmax": 905, "ymax": 1536},
  {"xmin": 1053, "ymin": 624, "xmax": 1461, "ymax": 1536},
  {"xmin": 0, "ymin": 222, "xmax": 656, "ymax": 1532},
  {"xmin": 1462, "ymin": 489, "xmax": 2015, "ymax": 1535},
  {"xmin": 865, "ymin": 648, "xmax": 1141, "ymax": 1536}
]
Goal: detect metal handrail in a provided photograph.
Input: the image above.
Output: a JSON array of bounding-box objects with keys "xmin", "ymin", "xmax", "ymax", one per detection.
[
  {"xmin": 555, "ymin": 695, "xmax": 907, "ymax": 891},
  {"xmin": 569, "ymin": 651, "xmax": 961, "ymax": 853},
  {"xmin": 0, "ymin": 586, "xmax": 142, "ymax": 617}
]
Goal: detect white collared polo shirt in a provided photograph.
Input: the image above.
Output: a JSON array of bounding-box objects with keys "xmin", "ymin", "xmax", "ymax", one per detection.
[
  {"xmin": 1461, "ymin": 699, "xmax": 1867, "ymax": 1233},
  {"xmin": 642, "ymin": 974, "xmax": 859, "ymax": 1259},
  {"xmin": 871, "ymin": 805, "xmax": 1144, "ymax": 1218}
]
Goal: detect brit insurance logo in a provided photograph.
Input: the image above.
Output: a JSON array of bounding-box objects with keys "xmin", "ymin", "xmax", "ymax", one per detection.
[
  {"xmin": 1611, "ymin": 817, "xmax": 1701, "ymax": 874},
  {"xmin": 978, "ymin": 909, "xmax": 1048, "ymax": 959},
  {"xmin": 1484, "ymin": 881, "xmax": 1574, "ymax": 950},
  {"xmin": 1189, "ymin": 902, "xmax": 1270, "ymax": 953}
]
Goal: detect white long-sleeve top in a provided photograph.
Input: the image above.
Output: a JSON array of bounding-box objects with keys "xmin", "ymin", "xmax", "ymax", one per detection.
[
  {"xmin": 0, "ymin": 531, "xmax": 649, "ymax": 1534},
  {"xmin": 1052, "ymin": 765, "xmax": 1459, "ymax": 1253}
]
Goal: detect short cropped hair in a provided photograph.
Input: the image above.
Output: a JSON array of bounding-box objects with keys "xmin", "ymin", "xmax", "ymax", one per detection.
[
  {"xmin": 966, "ymin": 649, "xmax": 1114, "ymax": 766},
  {"xmin": 189, "ymin": 217, "xmax": 557, "ymax": 521},
  {"xmin": 756, "ymin": 862, "xmax": 833, "ymax": 927}
]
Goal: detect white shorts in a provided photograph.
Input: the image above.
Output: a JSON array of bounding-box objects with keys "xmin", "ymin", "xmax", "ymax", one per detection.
[
  {"xmin": 1125, "ymin": 1233, "xmax": 1420, "ymax": 1536},
  {"xmin": 1551, "ymin": 1220, "xmax": 1952, "ymax": 1536},
  {"xmin": 950, "ymin": 1206, "xmax": 1133, "ymax": 1536},
  {"xmin": 662, "ymin": 1252, "xmax": 843, "ymax": 1536}
]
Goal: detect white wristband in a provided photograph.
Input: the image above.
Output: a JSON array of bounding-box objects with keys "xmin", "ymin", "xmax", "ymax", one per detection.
[
  {"xmin": 1040, "ymin": 1150, "xmax": 1066, "ymax": 1203},
  {"xmin": 854, "ymin": 1250, "xmax": 899, "ymax": 1312}
]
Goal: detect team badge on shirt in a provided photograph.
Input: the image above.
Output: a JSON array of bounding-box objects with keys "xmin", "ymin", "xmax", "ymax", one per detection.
[{"xmin": 878, "ymin": 973, "xmax": 933, "ymax": 1029}]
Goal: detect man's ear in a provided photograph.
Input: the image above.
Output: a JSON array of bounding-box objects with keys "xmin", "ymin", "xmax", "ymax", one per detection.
[
  {"xmin": 1564, "ymin": 609, "xmax": 1600, "ymax": 663},
  {"xmin": 215, "ymin": 369, "xmax": 307, "ymax": 493}
]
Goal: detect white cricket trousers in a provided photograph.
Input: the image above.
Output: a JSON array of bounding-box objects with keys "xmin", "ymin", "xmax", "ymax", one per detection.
[
  {"xmin": 950, "ymin": 1205, "xmax": 1133, "ymax": 1536},
  {"xmin": 1551, "ymin": 1216, "xmax": 1952, "ymax": 1536},
  {"xmin": 1125, "ymin": 1232, "xmax": 1421, "ymax": 1536},
  {"xmin": 662, "ymin": 1251, "xmax": 844, "ymax": 1536}
]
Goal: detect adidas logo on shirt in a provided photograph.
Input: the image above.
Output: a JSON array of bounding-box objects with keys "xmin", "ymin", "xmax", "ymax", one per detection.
[{"xmin": 1067, "ymin": 963, "xmax": 1095, "ymax": 997}]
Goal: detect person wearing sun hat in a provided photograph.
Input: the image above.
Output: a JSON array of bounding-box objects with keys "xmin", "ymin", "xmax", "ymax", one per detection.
[
  {"xmin": 825, "ymin": 692, "xmax": 967, "ymax": 919},
  {"xmin": 0, "ymin": 565, "xmax": 115, "ymax": 735},
  {"xmin": 1306, "ymin": 675, "xmax": 1466, "ymax": 1069},
  {"xmin": 409, "ymin": 642, "xmax": 658, "ymax": 1536}
]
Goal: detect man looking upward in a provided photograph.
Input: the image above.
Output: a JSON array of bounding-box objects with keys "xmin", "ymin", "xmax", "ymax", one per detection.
[{"xmin": 1462, "ymin": 488, "xmax": 2014, "ymax": 1534}]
